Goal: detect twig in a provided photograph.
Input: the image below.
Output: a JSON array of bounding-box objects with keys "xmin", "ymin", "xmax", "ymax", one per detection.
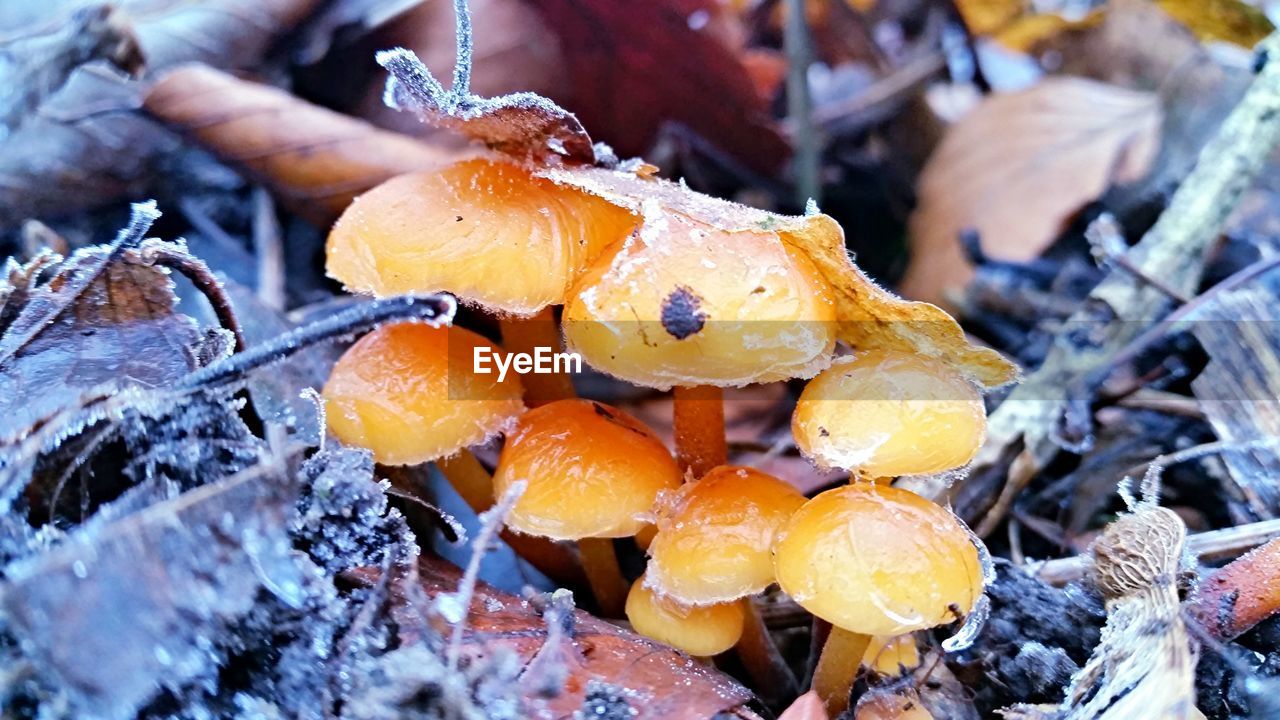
[
  {"xmin": 955, "ymin": 31, "xmax": 1280, "ymax": 525},
  {"xmin": 451, "ymin": 0, "xmax": 472, "ymax": 96},
  {"xmin": 783, "ymin": 0, "xmax": 819, "ymax": 206},
  {"xmin": 251, "ymin": 188, "xmax": 285, "ymax": 313},
  {"xmin": 178, "ymin": 294, "xmax": 455, "ymax": 389},
  {"xmin": 138, "ymin": 240, "xmax": 247, "ymax": 353}
]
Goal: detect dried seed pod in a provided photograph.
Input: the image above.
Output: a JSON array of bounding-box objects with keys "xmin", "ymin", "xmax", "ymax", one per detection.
[
  {"xmin": 646, "ymin": 465, "xmax": 805, "ymax": 605},
  {"xmin": 624, "ymin": 576, "xmax": 745, "ymax": 657},
  {"xmin": 773, "ymin": 483, "xmax": 983, "ymax": 636},
  {"xmin": 327, "ymin": 158, "xmax": 636, "ymax": 315},
  {"xmin": 322, "ymin": 322, "xmax": 524, "ymax": 465},
  {"xmin": 792, "ymin": 349, "xmax": 986, "ymax": 478},
  {"xmin": 492, "ymin": 399, "xmax": 681, "ymax": 540}
]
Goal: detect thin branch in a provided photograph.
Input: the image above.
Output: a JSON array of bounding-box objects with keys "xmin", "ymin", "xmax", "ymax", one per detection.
[
  {"xmin": 451, "ymin": 0, "xmax": 472, "ymax": 96},
  {"xmin": 139, "ymin": 240, "xmax": 247, "ymax": 353}
]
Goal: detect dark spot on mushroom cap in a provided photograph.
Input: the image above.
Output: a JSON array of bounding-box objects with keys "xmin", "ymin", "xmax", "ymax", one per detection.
[
  {"xmin": 592, "ymin": 402, "xmax": 647, "ymax": 436},
  {"xmin": 660, "ymin": 286, "xmax": 706, "ymax": 340},
  {"xmin": 819, "ymin": 427, "xmax": 829, "ymax": 438},
  {"xmin": 455, "ymin": 215, "xmax": 463, "ymax": 222}
]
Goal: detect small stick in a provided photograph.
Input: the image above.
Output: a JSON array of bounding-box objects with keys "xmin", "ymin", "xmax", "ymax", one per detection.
[
  {"xmin": 139, "ymin": 240, "xmax": 247, "ymax": 353},
  {"xmin": 783, "ymin": 0, "xmax": 820, "ymax": 206},
  {"xmin": 251, "ymin": 188, "xmax": 286, "ymax": 312}
]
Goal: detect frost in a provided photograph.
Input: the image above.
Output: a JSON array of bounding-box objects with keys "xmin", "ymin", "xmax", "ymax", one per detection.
[{"xmin": 942, "ymin": 593, "xmax": 990, "ymax": 653}]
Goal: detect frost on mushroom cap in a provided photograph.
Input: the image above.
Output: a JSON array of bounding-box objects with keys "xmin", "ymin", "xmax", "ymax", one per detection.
[
  {"xmin": 625, "ymin": 576, "xmax": 745, "ymax": 657},
  {"xmin": 492, "ymin": 399, "xmax": 681, "ymax": 540},
  {"xmin": 326, "ymin": 158, "xmax": 637, "ymax": 316},
  {"xmin": 562, "ymin": 209, "xmax": 837, "ymax": 390},
  {"xmin": 646, "ymin": 465, "xmax": 805, "ymax": 605},
  {"xmin": 792, "ymin": 349, "xmax": 986, "ymax": 478},
  {"xmin": 322, "ymin": 322, "xmax": 524, "ymax": 466},
  {"xmin": 772, "ymin": 483, "xmax": 983, "ymax": 636}
]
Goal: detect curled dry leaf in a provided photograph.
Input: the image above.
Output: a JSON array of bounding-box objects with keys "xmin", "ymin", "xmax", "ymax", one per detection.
[
  {"xmin": 542, "ymin": 164, "xmax": 1020, "ymax": 389},
  {"xmin": 901, "ymin": 77, "xmax": 1162, "ymax": 307},
  {"xmin": 145, "ymin": 64, "xmax": 458, "ymax": 226},
  {"xmin": 531, "ymin": 0, "xmax": 790, "ymax": 174},
  {"xmin": 0, "ymin": 203, "xmax": 202, "ymax": 444},
  {"xmin": 347, "ymin": 555, "xmax": 758, "ymax": 719},
  {"xmin": 0, "ymin": 0, "xmax": 322, "ymax": 226}
]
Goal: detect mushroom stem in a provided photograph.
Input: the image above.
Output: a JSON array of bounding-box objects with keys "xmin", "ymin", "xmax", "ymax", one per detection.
[
  {"xmin": 578, "ymin": 537, "xmax": 629, "ymax": 617},
  {"xmin": 436, "ymin": 450, "xmax": 584, "ymax": 589},
  {"xmin": 1192, "ymin": 536, "xmax": 1280, "ymax": 640},
  {"xmin": 672, "ymin": 385, "xmax": 727, "ymax": 478},
  {"xmin": 499, "ymin": 308, "xmax": 577, "ymax": 407},
  {"xmin": 736, "ymin": 599, "xmax": 799, "ymax": 706},
  {"xmin": 812, "ymin": 626, "xmax": 871, "ymax": 716}
]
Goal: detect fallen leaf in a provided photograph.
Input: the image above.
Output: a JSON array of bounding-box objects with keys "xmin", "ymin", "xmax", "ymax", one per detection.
[
  {"xmin": 347, "ymin": 555, "xmax": 759, "ymax": 718},
  {"xmin": 1156, "ymin": 0, "xmax": 1273, "ymax": 47},
  {"xmin": 145, "ymin": 64, "xmax": 457, "ymax": 226},
  {"xmin": 531, "ymin": 0, "xmax": 790, "ymax": 174},
  {"xmin": 0, "ymin": 0, "xmax": 322, "ymax": 226},
  {"xmin": 0, "ymin": 203, "xmax": 202, "ymax": 444},
  {"xmin": 900, "ymin": 77, "xmax": 1161, "ymax": 306},
  {"xmin": 544, "ymin": 165, "xmax": 1020, "ymax": 388}
]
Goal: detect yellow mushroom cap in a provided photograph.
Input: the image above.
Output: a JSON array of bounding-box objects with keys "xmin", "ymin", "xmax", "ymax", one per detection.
[
  {"xmin": 773, "ymin": 483, "xmax": 983, "ymax": 636},
  {"xmin": 855, "ymin": 688, "xmax": 933, "ymax": 720},
  {"xmin": 492, "ymin": 399, "xmax": 681, "ymax": 540},
  {"xmin": 322, "ymin": 322, "xmax": 524, "ymax": 465},
  {"xmin": 646, "ymin": 465, "xmax": 805, "ymax": 604},
  {"xmin": 792, "ymin": 349, "xmax": 986, "ymax": 477},
  {"xmin": 625, "ymin": 576, "xmax": 745, "ymax": 657},
  {"xmin": 326, "ymin": 158, "xmax": 637, "ymax": 315},
  {"xmin": 562, "ymin": 212, "xmax": 837, "ymax": 389},
  {"xmin": 862, "ymin": 634, "xmax": 921, "ymax": 675}
]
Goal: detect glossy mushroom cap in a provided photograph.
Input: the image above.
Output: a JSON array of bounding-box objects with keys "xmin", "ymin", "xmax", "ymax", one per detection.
[
  {"xmin": 862, "ymin": 634, "xmax": 920, "ymax": 675},
  {"xmin": 323, "ymin": 322, "xmax": 524, "ymax": 465},
  {"xmin": 563, "ymin": 212, "xmax": 837, "ymax": 390},
  {"xmin": 326, "ymin": 158, "xmax": 636, "ymax": 315},
  {"xmin": 646, "ymin": 465, "xmax": 805, "ymax": 604},
  {"xmin": 792, "ymin": 349, "xmax": 986, "ymax": 477},
  {"xmin": 773, "ymin": 483, "xmax": 983, "ymax": 636},
  {"xmin": 625, "ymin": 576, "xmax": 745, "ymax": 657},
  {"xmin": 492, "ymin": 399, "xmax": 681, "ymax": 540},
  {"xmin": 855, "ymin": 689, "xmax": 933, "ymax": 720}
]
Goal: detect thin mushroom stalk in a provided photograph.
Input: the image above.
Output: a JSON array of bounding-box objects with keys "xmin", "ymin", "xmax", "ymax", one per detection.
[
  {"xmin": 672, "ymin": 384, "xmax": 728, "ymax": 478},
  {"xmin": 498, "ymin": 307, "xmax": 577, "ymax": 407}
]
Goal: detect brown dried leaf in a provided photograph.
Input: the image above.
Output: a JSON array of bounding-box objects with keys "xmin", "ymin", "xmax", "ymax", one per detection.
[
  {"xmin": 0, "ymin": 203, "xmax": 202, "ymax": 444},
  {"xmin": 1156, "ymin": 0, "xmax": 1273, "ymax": 47},
  {"xmin": 531, "ymin": 0, "xmax": 790, "ymax": 174},
  {"xmin": 900, "ymin": 77, "xmax": 1161, "ymax": 307},
  {"xmin": 145, "ymin": 64, "xmax": 458, "ymax": 226},
  {"xmin": 542, "ymin": 165, "xmax": 1020, "ymax": 388},
  {"xmin": 0, "ymin": 0, "xmax": 322, "ymax": 226},
  {"xmin": 350, "ymin": 555, "xmax": 758, "ymax": 718}
]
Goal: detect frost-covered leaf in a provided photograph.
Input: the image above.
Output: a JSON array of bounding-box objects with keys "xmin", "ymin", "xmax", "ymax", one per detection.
[
  {"xmin": 0, "ymin": 203, "xmax": 203, "ymax": 444},
  {"xmin": 540, "ymin": 165, "xmax": 1020, "ymax": 389}
]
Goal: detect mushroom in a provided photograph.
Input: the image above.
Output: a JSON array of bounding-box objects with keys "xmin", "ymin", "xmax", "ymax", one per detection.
[
  {"xmin": 322, "ymin": 322, "xmax": 576, "ymax": 584},
  {"xmin": 564, "ymin": 210, "xmax": 837, "ymax": 478},
  {"xmin": 492, "ymin": 398, "xmax": 682, "ymax": 616},
  {"xmin": 326, "ymin": 157, "xmax": 638, "ymax": 405},
  {"xmin": 624, "ymin": 575, "xmax": 745, "ymax": 658},
  {"xmin": 861, "ymin": 634, "xmax": 920, "ymax": 676},
  {"xmin": 773, "ymin": 483, "xmax": 984, "ymax": 714},
  {"xmin": 792, "ymin": 349, "xmax": 986, "ymax": 480},
  {"xmin": 645, "ymin": 465, "xmax": 804, "ymax": 605}
]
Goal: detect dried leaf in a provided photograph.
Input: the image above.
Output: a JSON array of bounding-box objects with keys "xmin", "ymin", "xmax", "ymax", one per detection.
[
  {"xmin": 542, "ymin": 165, "xmax": 1020, "ymax": 388},
  {"xmin": 1156, "ymin": 0, "xmax": 1273, "ymax": 47},
  {"xmin": 145, "ymin": 64, "xmax": 458, "ymax": 226},
  {"xmin": 0, "ymin": 0, "xmax": 322, "ymax": 226},
  {"xmin": 0, "ymin": 203, "xmax": 202, "ymax": 444},
  {"xmin": 378, "ymin": 46, "xmax": 595, "ymax": 163},
  {"xmin": 349, "ymin": 555, "xmax": 758, "ymax": 718},
  {"xmin": 531, "ymin": 0, "xmax": 790, "ymax": 173},
  {"xmin": 901, "ymin": 77, "xmax": 1161, "ymax": 307},
  {"xmin": 1, "ymin": 462, "xmax": 303, "ymax": 720}
]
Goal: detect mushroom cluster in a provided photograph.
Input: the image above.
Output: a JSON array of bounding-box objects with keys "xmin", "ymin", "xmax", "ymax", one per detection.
[{"xmin": 319, "ymin": 129, "xmax": 1003, "ymax": 715}]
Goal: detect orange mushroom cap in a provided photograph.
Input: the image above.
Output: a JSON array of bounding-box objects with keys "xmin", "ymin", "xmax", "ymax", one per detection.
[
  {"xmin": 492, "ymin": 399, "xmax": 682, "ymax": 540},
  {"xmin": 326, "ymin": 158, "xmax": 637, "ymax": 315},
  {"xmin": 625, "ymin": 576, "xmax": 745, "ymax": 657},
  {"xmin": 322, "ymin": 322, "xmax": 524, "ymax": 465},
  {"xmin": 563, "ymin": 211, "xmax": 837, "ymax": 389},
  {"xmin": 792, "ymin": 349, "xmax": 986, "ymax": 477},
  {"xmin": 646, "ymin": 465, "xmax": 805, "ymax": 604},
  {"xmin": 862, "ymin": 634, "xmax": 921, "ymax": 675},
  {"xmin": 854, "ymin": 688, "xmax": 933, "ymax": 720},
  {"xmin": 773, "ymin": 483, "xmax": 983, "ymax": 636}
]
